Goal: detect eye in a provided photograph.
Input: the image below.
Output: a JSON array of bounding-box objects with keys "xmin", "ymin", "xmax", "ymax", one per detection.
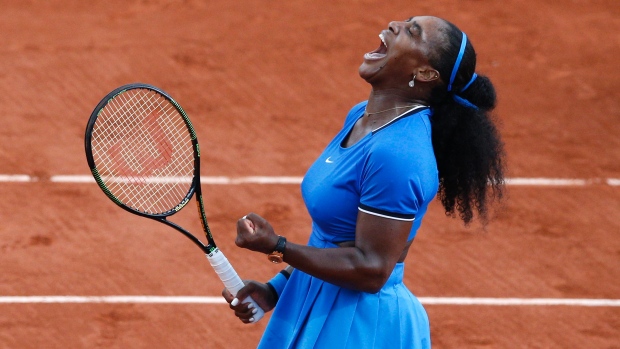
[
  {"xmin": 404, "ymin": 17, "xmax": 414, "ymax": 33},
  {"xmin": 409, "ymin": 23, "xmax": 422, "ymax": 37}
]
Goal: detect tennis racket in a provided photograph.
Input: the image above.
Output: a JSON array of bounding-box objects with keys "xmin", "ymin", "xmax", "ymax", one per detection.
[{"xmin": 84, "ymin": 83, "xmax": 264, "ymax": 322}]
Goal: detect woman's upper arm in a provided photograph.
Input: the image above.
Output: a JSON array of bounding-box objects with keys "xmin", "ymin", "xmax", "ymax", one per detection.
[{"xmin": 353, "ymin": 210, "xmax": 413, "ymax": 288}]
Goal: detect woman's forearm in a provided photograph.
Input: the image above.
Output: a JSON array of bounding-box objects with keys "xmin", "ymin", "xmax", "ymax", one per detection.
[{"xmin": 282, "ymin": 242, "xmax": 390, "ymax": 293}]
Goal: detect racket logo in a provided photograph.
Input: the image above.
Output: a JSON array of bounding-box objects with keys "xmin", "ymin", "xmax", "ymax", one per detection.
[
  {"xmin": 174, "ymin": 197, "xmax": 190, "ymax": 212},
  {"xmin": 109, "ymin": 110, "xmax": 174, "ymax": 178}
]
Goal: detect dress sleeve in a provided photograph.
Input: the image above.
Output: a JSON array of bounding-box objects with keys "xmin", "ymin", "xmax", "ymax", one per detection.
[{"xmin": 359, "ymin": 139, "xmax": 433, "ymax": 221}]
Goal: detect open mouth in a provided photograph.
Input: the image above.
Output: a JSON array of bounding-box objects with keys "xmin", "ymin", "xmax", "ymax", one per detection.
[{"xmin": 364, "ymin": 33, "xmax": 388, "ymax": 60}]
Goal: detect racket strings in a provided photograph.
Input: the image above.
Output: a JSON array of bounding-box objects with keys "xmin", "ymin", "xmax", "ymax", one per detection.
[
  {"xmin": 105, "ymin": 93, "xmax": 172, "ymax": 207},
  {"xmin": 91, "ymin": 88, "xmax": 195, "ymax": 214},
  {"xmin": 99, "ymin": 91, "xmax": 192, "ymax": 213},
  {"xmin": 116, "ymin": 90, "xmax": 194, "ymax": 209},
  {"xmin": 127, "ymin": 93, "xmax": 193, "ymax": 210}
]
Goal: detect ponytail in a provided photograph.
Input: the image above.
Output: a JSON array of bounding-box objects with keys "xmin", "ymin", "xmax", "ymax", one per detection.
[{"xmin": 428, "ymin": 22, "xmax": 505, "ymax": 224}]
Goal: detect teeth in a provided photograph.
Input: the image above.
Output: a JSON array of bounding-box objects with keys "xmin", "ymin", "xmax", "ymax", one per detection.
[{"xmin": 379, "ymin": 33, "xmax": 387, "ymax": 47}]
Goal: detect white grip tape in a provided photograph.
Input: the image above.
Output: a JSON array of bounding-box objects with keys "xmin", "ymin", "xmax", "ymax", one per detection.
[{"xmin": 206, "ymin": 248, "xmax": 265, "ymax": 323}]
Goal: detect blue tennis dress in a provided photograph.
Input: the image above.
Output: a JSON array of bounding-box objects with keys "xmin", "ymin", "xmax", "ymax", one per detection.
[{"xmin": 258, "ymin": 101, "xmax": 439, "ymax": 349}]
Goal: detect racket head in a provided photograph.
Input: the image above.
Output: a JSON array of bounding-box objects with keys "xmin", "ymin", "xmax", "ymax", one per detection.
[{"xmin": 85, "ymin": 83, "xmax": 200, "ymax": 218}]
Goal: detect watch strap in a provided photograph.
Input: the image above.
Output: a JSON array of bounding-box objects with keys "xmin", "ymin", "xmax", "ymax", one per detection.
[{"xmin": 273, "ymin": 236, "xmax": 286, "ymax": 254}]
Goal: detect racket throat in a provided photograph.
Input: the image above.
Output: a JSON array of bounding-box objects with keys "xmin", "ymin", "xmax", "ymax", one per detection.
[{"xmin": 205, "ymin": 245, "xmax": 218, "ymax": 256}]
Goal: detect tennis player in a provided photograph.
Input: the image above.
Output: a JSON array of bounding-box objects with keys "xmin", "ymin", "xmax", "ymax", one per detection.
[{"xmin": 223, "ymin": 16, "xmax": 505, "ymax": 348}]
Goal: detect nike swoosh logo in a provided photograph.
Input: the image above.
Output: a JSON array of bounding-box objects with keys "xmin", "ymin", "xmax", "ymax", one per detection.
[{"xmin": 325, "ymin": 157, "xmax": 334, "ymax": 163}]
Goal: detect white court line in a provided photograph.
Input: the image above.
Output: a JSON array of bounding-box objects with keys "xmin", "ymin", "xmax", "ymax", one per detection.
[
  {"xmin": 0, "ymin": 175, "xmax": 618, "ymax": 186},
  {"xmin": 48, "ymin": 175, "xmax": 302, "ymax": 184},
  {"xmin": 0, "ymin": 296, "xmax": 225, "ymax": 304},
  {"xmin": 0, "ymin": 174, "xmax": 34, "ymax": 182},
  {"xmin": 418, "ymin": 297, "xmax": 620, "ymax": 307},
  {"xmin": 504, "ymin": 178, "xmax": 588, "ymax": 186},
  {"xmin": 50, "ymin": 175, "xmax": 94, "ymax": 183},
  {"xmin": 0, "ymin": 296, "xmax": 618, "ymax": 307}
]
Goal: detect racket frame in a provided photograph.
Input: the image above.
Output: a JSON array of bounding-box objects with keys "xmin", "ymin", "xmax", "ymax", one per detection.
[
  {"xmin": 84, "ymin": 83, "xmax": 265, "ymax": 322},
  {"xmin": 84, "ymin": 83, "xmax": 216, "ymax": 254}
]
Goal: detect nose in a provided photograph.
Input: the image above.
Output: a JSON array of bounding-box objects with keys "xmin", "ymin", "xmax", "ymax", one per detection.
[{"xmin": 388, "ymin": 21, "xmax": 407, "ymax": 34}]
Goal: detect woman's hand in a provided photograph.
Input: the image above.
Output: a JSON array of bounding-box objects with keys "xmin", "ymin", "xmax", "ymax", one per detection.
[
  {"xmin": 236, "ymin": 213, "xmax": 280, "ymax": 254},
  {"xmin": 221, "ymin": 280, "xmax": 278, "ymax": 324}
]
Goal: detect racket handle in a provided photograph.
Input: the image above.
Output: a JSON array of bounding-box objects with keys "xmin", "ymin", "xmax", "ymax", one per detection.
[{"xmin": 206, "ymin": 248, "xmax": 265, "ymax": 323}]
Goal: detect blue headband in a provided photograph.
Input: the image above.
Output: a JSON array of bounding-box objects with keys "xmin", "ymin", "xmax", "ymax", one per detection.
[
  {"xmin": 461, "ymin": 73, "xmax": 477, "ymax": 92},
  {"xmin": 447, "ymin": 32, "xmax": 479, "ymax": 110},
  {"xmin": 452, "ymin": 95, "xmax": 478, "ymax": 109},
  {"xmin": 447, "ymin": 32, "xmax": 467, "ymax": 92}
]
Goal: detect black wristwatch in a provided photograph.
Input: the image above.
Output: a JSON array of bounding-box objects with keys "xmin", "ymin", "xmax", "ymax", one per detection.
[{"xmin": 267, "ymin": 236, "xmax": 286, "ymax": 264}]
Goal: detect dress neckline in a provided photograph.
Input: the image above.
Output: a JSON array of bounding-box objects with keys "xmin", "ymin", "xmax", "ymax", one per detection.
[{"xmin": 340, "ymin": 104, "xmax": 428, "ymax": 149}]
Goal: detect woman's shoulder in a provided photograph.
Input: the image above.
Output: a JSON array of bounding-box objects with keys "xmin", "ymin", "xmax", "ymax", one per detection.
[
  {"xmin": 349, "ymin": 100, "xmax": 368, "ymax": 114},
  {"xmin": 343, "ymin": 101, "xmax": 368, "ymax": 126},
  {"xmin": 373, "ymin": 108, "xmax": 433, "ymax": 147},
  {"xmin": 366, "ymin": 109, "xmax": 435, "ymax": 168}
]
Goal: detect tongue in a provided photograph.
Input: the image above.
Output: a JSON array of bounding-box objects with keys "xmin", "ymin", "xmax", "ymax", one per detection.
[
  {"xmin": 365, "ymin": 40, "xmax": 387, "ymax": 60},
  {"xmin": 365, "ymin": 52, "xmax": 387, "ymax": 59}
]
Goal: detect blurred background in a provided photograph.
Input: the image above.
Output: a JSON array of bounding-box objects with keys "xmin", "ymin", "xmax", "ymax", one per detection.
[{"xmin": 0, "ymin": 0, "xmax": 618, "ymax": 348}]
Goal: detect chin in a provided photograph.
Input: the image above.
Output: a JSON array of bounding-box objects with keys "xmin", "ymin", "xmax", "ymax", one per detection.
[
  {"xmin": 358, "ymin": 65, "xmax": 367, "ymax": 80},
  {"xmin": 358, "ymin": 62, "xmax": 381, "ymax": 84}
]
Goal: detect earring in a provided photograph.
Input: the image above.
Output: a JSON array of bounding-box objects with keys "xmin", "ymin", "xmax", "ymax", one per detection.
[{"xmin": 408, "ymin": 74, "xmax": 416, "ymax": 88}]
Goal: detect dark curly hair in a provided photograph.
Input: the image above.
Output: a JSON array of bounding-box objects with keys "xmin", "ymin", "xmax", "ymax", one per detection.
[{"xmin": 427, "ymin": 20, "xmax": 505, "ymax": 224}]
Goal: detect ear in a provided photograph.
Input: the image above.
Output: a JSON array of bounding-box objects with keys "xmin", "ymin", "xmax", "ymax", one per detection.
[{"xmin": 415, "ymin": 67, "xmax": 440, "ymax": 82}]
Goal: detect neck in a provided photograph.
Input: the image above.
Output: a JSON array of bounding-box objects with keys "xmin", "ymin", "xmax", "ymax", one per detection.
[{"xmin": 365, "ymin": 89, "xmax": 427, "ymax": 117}]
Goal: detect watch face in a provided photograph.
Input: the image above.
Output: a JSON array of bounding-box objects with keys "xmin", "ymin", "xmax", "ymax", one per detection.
[{"xmin": 268, "ymin": 253, "xmax": 283, "ymax": 264}]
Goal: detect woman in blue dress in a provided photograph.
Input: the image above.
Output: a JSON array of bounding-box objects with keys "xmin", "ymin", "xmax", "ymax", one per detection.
[{"xmin": 222, "ymin": 16, "xmax": 505, "ymax": 348}]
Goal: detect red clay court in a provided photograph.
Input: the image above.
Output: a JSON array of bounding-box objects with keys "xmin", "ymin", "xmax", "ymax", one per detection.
[{"xmin": 0, "ymin": 1, "xmax": 618, "ymax": 348}]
